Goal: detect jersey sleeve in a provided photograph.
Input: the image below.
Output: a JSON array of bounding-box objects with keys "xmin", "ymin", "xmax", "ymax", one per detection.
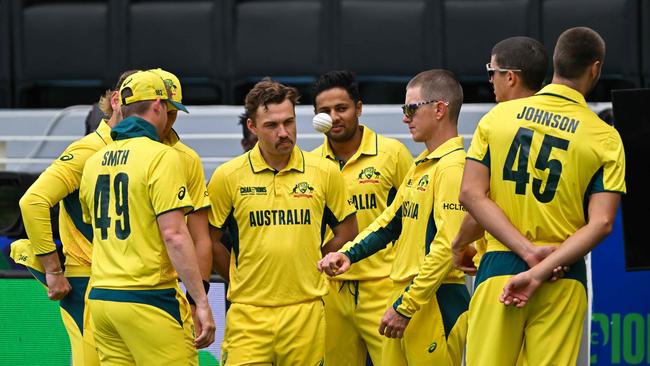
[
  {"xmin": 341, "ymin": 176, "xmax": 407, "ymax": 263},
  {"xmin": 467, "ymin": 114, "xmax": 492, "ymax": 167},
  {"xmin": 322, "ymin": 161, "xmax": 356, "ymax": 228},
  {"xmin": 394, "ymin": 163, "xmax": 466, "ymax": 318},
  {"xmin": 392, "ymin": 143, "xmax": 414, "ymax": 189},
  {"xmin": 206, "ymin": 166, "xmax": 234, "ymax": 229},
  {"xmin": 600, "ymin": 131, "xmax": 626, "ymax": 194},
  {"xmin": 148, "ymin": 149, "xmax": 194, "ymax": 216},
  {"xmin": 184, "ymin": 150, "xmax": 211, "ymax": 212},
  {"xmin": 20, "ymin": 141, "xmax": 97, "ymax": 255}
]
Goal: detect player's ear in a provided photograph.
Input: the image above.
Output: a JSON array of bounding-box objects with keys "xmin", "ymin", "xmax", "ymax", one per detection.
[
  {"xmin": 356, "ymin": 100, "xmax": 363, "ymax": 118},
  {"xmin": 246, "ymin": 117, "xmax": 257, "ymax": 135}
]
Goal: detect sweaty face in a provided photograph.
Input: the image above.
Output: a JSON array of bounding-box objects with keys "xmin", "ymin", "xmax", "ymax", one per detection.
[
  {"xmin": 402, "ymin": 87, "xmax": 435, "ymax": 143},
  {"xmin": 249, "ymin": 99, "xmax": 297, "ymax": 158},
  {"xmin": 314, "ymin": 87, "xmax": 361, "ymax": 143}
]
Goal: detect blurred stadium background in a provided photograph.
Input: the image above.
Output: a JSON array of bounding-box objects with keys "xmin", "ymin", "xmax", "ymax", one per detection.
[{"xmin": 0, "ymin": 1, "xmax": 649, "ymax": 365}]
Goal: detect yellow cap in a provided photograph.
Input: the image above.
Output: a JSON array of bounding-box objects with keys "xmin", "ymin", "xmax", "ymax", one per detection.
[
  {"xmin": 119, "ymin": 70, "xmax": 188, "ymax": 113},
  {"xmin": 149, "ymin": 68, "xmax": 183, "ymax": 106}
]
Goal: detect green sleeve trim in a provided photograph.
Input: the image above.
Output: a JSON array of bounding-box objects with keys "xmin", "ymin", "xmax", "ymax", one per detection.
[
  {"xmin": 466, "ymin": 149, "xmax": 490, "ymax": 168},
  {"xmin": 343, "ymin": 209, "xmax": 402, "ymax": 263},
  {"xmin": 35, "ymin": 249, "xmax": 58, "ymax": 257},
  {"xmin": 155, "ymin": 205, "xmax": 194, "ymax": 218}
]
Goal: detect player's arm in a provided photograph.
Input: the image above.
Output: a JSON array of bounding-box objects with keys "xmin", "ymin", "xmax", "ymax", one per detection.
[
  {"xmin": 149, "ymin": 149, "xmax": 214, "ymax": 348},
  {"xmin": 19, "ymin": 144, "xmax": 93, "ymax": 299},
  {"xmin": 393, "ymin": 165, "xmax": 466, "ymax": 319},
  {"xmin": 392, "ymin": 143, "xmax": 415, "ymax": 188},
  {"xmin": 322, "ymin": 214, "xmax": 358, "ymax": 255},
  {"xmin": 206, "ymin": 165, "xmax": 235, "ymax": 281},
  {"xmin": 209, "ymin": 226, "xmax": 230, "ymax": 282},
  {"xmin": 157, "ymin": 209, "xmax": 215, "ymax": 348},
  {"xmin": 502, "ymin": 137, "xmax": 626, "ymax": 306},
  {"xmin": 501, "ymin": 192, "xmax": 620, "ymax": 307},
  {"xmin": 318, "ymin": 182, "xmax": 405, "ymax": 276},
  {"xmin": 451, "ymin": 213, "xmax": 483, "ymax": 275}
]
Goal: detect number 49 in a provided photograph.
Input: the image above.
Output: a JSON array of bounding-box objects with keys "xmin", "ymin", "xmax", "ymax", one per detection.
[
  {"xmin": 502, "ymin": 127, "xmax": 569, "ymax": 203},
  {"xmin": 93, "ymin": 173, "xmax": 131, "ymax": 240}
]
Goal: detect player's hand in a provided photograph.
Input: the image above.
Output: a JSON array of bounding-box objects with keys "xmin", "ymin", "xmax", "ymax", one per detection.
[
  {"xmin": 45, "ymin": 273, "xmax": 71, "ymax": 300},
  {"xmin": 499, "ymin": 271, "xmax": 543, "ymax": 308},
  {"xmin": 523, "ymin": 245, "xmax": 556, "ymax": 268},
  {"xmin": 317, "ymin": 252, "xmax": 351, "ymax": 277},
  {"xmin": 549, "ymin": 265, "xmax": 570, "ymax": 282},
  {"xmin": 193, "ymin": 302, "xmax": 215, "ymax": 349},
  {"xmin": 378, "ymin": 307, "xmax": 410, "ymax": 338},
  {"xmin": 190, "ymin": 304, "xmax": 203, "ymax": 338},
  {"xmin": 452, "ymin": 244, "xmax": 478, "ymax": 276}
]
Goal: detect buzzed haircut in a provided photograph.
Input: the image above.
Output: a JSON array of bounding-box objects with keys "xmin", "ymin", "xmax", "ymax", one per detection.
[
  {"xmin": 244, "ymin": 78, "xmax": 300, "ymax": 123},
  {"xmin": 553, "ymin": 27, "xmax": 606, "ymax": 79},
  {"xmin": 313, "ymin": 70, "xmax": 361, "ymax": 108},
  {"xmin": 492, "ymin": 36, "xmax": 548, "ymax": 91},
  {"xmin": 406, "ymin": 69, "xmax": 464, "ymax": 122}
]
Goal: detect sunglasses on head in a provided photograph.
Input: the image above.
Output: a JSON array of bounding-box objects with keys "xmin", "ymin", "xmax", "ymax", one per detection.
[
  {"xmin": 485, "ymin": 63, "xmax": 522, "ymax": 78},
  {"xmin": 401, "ymin": 100, "xmax": 449, "ymax": 118}
]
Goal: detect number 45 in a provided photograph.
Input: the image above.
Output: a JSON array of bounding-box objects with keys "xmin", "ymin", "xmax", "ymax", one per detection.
[{"xmin": 502, "ymin": 127, "xmax": 569, "ymax": 203}]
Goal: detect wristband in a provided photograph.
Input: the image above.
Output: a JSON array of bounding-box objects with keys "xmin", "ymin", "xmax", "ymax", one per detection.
[
  {"xmin": 45, "ymin": 270, "xmax": 64, "ymax": 275},
  {"xmin": 186, "ymin": 280, "xmax": 211, "ymax": 305}
]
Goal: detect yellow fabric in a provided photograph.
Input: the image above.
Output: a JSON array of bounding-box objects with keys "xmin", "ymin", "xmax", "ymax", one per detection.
[
  {"xmin": 89, "ymin": 286, "xmax": 197, "ymax": 366},
  {"xmin": 79, "ymin": 134, "xmax": 193, "ymax": 290},
  {"xmin": 466, "ymin": 276, "xmax": 586, "ymax": 365},
  {"xmin": 9, "ymin": 239, "xmax": 45, "ymax": 272},
  {"xmin": 324, "ymin": 276, "xmax": 392, "ymax": 366},
  {"xmin": 467, "ymin": 84, "xmax": 626, "ymax": 252},
  {"xmin": 19, "ymin": 121, "xmax": 112, "ymax": 269},
  {"xmin": 313, "ymin": 126, "xmax": 413, "ymax": 280},
  {"xmin": 119, "ymin": 70, "xmax": 187, "ymax": 112},
  {"xmin": 473, "ymin": 237, "xmax": 487, "ymax": 268},
  {"xmin": 342, "ymin": 137, "xmax": 467, "ymax": 318},
  {"xmin": 163, "ymin": 130, "xmax": 210, "ymax": 212},
  {"xmin": 381, "ymin": 280, "xmax": 465, "ymax": 366},
  {"xmin": 149, "ymin": 68, "xmax": 183, "ymax": 104},
  {"xmin": 221, "ymin": 300, "xmax": 325, "ymax": 366},
  {"xmin": 207, "ymin": 145, "xmax": 355, "ymax": 306}
]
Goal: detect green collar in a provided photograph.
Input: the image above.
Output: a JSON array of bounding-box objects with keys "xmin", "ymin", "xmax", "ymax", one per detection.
[{"xmin": 111, "ymin": 116, "xmax": 160, "ymax": 142}]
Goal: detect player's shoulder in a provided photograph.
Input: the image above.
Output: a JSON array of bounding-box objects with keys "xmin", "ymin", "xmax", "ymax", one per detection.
[
  {"xmin": 214, "ymin": 151, "xmax": 251, "ymax": 177},
  {"xmin": 310, "ymin": 143, "xmax": 325, "ymax": 156},
  {"xmin": 375, "ymin": 132, "xmax": 408, "ymax": 154},
  {"xmin": 302, "ymin": 149, "xmax": 339, "ymax": 173},
  {"xmin": 172, "ymin": 140, "xmax": 202, "ymax": 163}
]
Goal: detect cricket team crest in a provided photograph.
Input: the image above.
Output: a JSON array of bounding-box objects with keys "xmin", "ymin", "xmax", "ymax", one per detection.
[
  {"xmin": 357, "ymin": 167, "xmax": 381, "ymax": 184},
  {"xmin": 163, "ymin": 78, "xmax": 178, "ymax": 98},
  {"xmin": 417, "ymin": 175, "xmax": 430, "ymax": 191},
  {"xmin": 290, "ymin": 182, "xmax": 314, "ymax": 198}
]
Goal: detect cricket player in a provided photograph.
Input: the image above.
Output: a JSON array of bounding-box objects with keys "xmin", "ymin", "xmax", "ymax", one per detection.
[
  {"xmin": 208, "ymin": 79, "xmax": 358, "ymax": 365},
  {"xmin": 79, "ymin": 70, "xmax": 215, "ymax": 365},
  {"xmin": 319, "ymin": 69, "xmax": 470, "ymax": 366},
  {"xmin": 311, "ymin": 70, "xmax": 413, "ymax": 366},
  {"xmin": 460, "ymin": 27, "xmax": 625, "ymax": 365}
]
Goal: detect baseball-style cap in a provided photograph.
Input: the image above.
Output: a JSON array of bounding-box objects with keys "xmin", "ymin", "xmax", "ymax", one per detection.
[
  {"xmin": 149, "ymin": 68, "xmax": 184, "ymax": 109},
  {"xmin": 119, "ymin": 70, "xmax": 188, "ymax": 113}
]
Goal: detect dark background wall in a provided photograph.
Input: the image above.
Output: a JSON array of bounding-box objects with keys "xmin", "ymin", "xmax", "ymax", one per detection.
[{"xmin": 1, "ymin": 0, "xmax": 647, "ymax": 107}]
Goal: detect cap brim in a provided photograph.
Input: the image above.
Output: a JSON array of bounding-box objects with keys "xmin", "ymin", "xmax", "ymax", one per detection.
[{"xmin": 167, "ymin": 100, "xmax": 188, "ymax": 113}]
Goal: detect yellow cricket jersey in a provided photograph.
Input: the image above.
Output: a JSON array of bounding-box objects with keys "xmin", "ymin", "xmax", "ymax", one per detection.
[
  {"xmin": 79, "ymin": 117, "xmax": 194, "ymax": 290},
  {"xmin": 341, "ymin": 137, "xmax": 467, "ymax": 318},
  {"xmin": 207, "ymin": 144, "xmax": 356, "ymax": 306},
  {"xmin": 163, "ymin": 129, "xmax": 210, "ymax": 212},
  {"xmin": 467, "ymin": 84, "xmax": 626, "ymax": 252},
  {"xmin": 19, "ymin": 120, "xmax": 113, "ymax": 276},
  {"xmin": 312, "ymin": 126, "xmax": 413, "ymax": 280}
]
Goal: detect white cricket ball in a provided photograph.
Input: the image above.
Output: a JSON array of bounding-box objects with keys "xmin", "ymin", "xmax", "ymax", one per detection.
[{"xmin": 313, "ymin": 113, "xmax": 333, "ymax": 133}]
